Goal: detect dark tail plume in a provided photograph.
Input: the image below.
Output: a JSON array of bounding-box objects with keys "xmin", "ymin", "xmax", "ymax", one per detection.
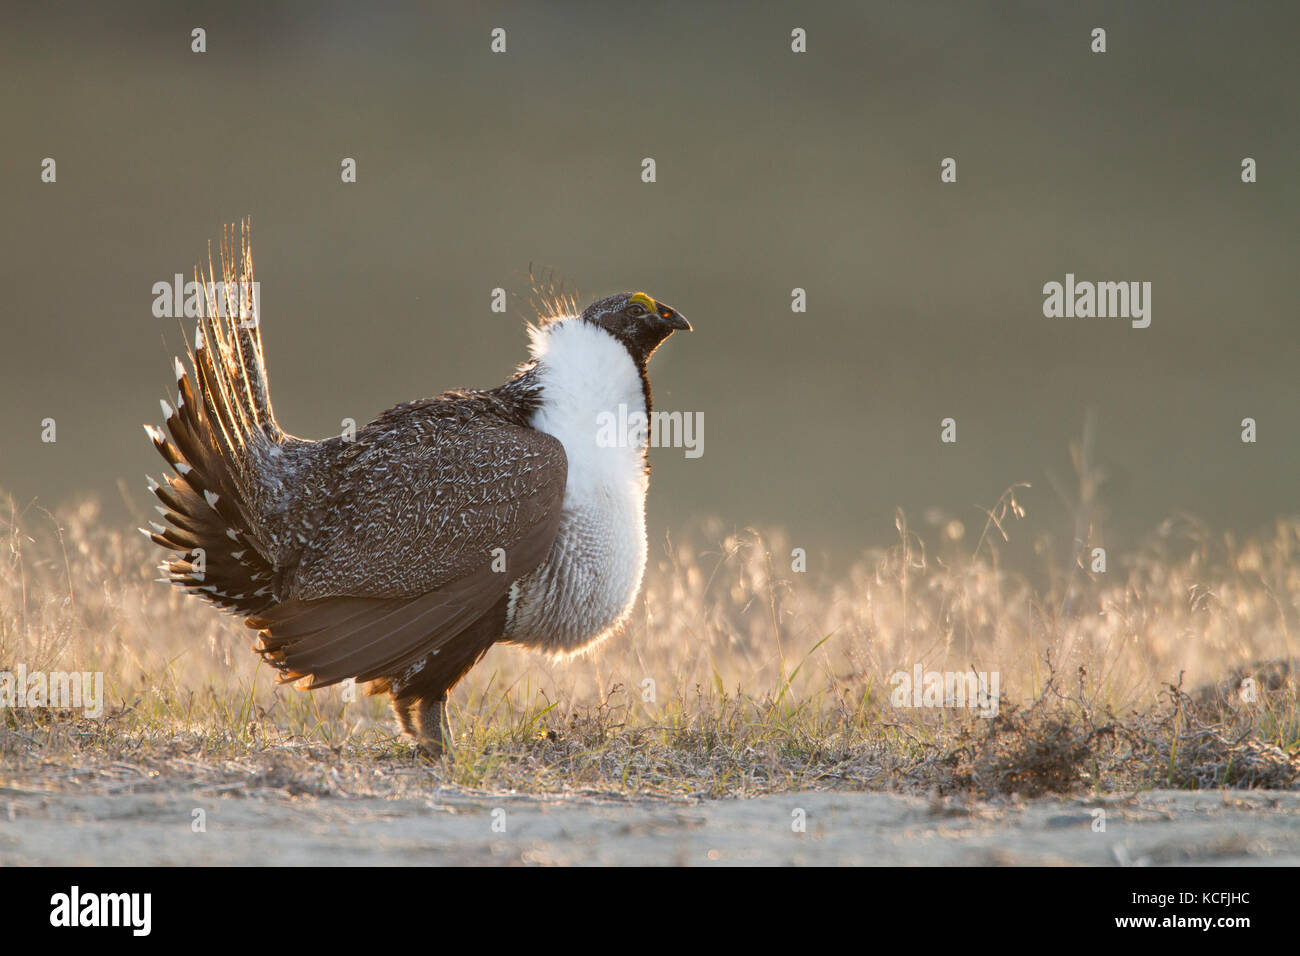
[{"xmin": 142, "ymin": 220, "xmax": 282, "ymax": 616}]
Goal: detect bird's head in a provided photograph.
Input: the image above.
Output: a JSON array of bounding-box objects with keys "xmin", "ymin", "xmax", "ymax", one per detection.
[{"xmin": 580, "ymin": 291, "xmax": 691, "ymax": 366}]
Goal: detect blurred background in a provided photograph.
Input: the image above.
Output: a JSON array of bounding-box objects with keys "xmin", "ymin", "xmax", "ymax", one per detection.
[{"xmin": 2, "ymin": 0, "xmax": 1297, "ymax": 573}]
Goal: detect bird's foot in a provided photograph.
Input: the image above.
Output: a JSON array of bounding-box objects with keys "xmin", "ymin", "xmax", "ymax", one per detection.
[{"xmin": 412, "ymin": 696, "xmax": 451, "ymax": 761}]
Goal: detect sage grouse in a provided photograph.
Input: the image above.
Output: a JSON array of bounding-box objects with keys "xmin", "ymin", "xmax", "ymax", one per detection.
[{"xmin": 142, "ymin": 225, "xmax": 689, "ymax": 753}]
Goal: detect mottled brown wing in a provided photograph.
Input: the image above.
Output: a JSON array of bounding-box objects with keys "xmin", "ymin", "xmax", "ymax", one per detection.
[
  {"xmin": 249, "ymin": 513, "xmax": 558, "ymax": 688},
  {"xmin": 249, "ymin": 410, "xmax": 567, "ymax": 688},
  {"xmin": 292, "ymin": 409, "xmax": 567, "ymax": 600}
]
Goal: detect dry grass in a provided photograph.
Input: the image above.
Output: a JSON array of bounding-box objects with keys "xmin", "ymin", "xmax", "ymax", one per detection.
[{"xmin": 2, "ymin": 481, "xmax": 1298, "ymax": 800}]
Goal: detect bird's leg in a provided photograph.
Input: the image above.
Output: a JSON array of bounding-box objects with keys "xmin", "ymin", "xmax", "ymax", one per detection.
[
  {"xmin": 391, "ymin": 696, "xmax": 417, "ymax": 738},
  {"xmin": 414, "ymin": 696, "xmax": 451, "ymax": 758}
]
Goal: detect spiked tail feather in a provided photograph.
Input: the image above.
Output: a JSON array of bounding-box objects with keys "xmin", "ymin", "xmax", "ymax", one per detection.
[{"xmin": 144, "ymin": 220, "xmax": 283, "ymax": 616}]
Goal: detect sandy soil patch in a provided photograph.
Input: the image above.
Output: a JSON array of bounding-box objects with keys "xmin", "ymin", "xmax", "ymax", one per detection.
[{"xmin": 3, "ymin": 784, "xmax": 1297, "ymax": 866}]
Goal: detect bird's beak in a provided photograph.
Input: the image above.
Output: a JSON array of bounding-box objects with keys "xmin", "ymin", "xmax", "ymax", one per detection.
[{"xmin": 657, "ymin": 307, "xmax": 691, "ymax": 332}]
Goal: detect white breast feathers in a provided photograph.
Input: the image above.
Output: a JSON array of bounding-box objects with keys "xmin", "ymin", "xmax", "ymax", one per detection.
[{"xmin": 504, "ymin": 318, "xmax": 650, "ymax": 655}]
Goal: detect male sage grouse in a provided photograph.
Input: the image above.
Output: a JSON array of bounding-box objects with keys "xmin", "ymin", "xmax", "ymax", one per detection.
[{"xmin": 142, "ymin": 223, "xmax": 689, "ymax": 753}]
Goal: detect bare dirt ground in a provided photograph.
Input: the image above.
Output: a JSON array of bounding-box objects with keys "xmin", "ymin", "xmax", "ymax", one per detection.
[{"xmin": 4, "ymin": 781, "xmax": 1297, "ymax": 866}]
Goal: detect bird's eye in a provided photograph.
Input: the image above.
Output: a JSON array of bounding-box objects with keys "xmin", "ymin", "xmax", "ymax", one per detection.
[{"xmin": 626, "ymin": 292, "xmax": 656, "ymax": 317}]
